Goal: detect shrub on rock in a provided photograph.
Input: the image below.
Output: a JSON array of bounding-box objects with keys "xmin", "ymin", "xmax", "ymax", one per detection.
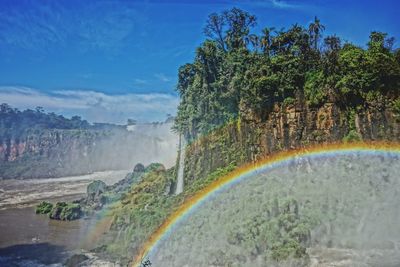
[
  {"xmin": 35, "ymin": 201, "xmax": 53, "ymax": 214},
  {"xmin": 49, "ymin": 202, "xmax": 82, "ymax": 220}
]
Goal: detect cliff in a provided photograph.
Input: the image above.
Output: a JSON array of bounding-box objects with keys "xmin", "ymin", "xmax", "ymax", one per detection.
[
  {"xmin": 183, "ymin": 99, "xmax": 400, "ymax": 185},
  {"xmin": 0, "ymin": 123, "xmax": 178, "ymax": 179}
]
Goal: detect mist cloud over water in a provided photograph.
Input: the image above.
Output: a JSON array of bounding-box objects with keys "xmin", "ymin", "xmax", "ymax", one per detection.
[{"xmin": 150, "ymin": 152, "xmax": 400, "ymax": 266}]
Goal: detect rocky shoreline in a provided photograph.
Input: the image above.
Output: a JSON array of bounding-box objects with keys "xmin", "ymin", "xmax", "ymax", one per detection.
[{"xmin": 34, "ymin": 163, "xmax": 146, "ymax": 221}]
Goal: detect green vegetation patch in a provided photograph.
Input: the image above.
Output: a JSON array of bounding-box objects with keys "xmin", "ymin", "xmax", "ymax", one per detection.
[
  {"xmin": 35, "ymin": 201, "xmax": 53, "ymax": 214},
  {"xmin": 49, "ymin": 202, "xmax": 82, "ymax": 221}
]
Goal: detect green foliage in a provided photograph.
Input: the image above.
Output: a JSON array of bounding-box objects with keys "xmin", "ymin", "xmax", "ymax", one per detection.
[
  {"xmin": 342, "ymin": 109, "xmax": 361, "ymax": 142},
  {"xmin": 336, "ymin": 45, "xmax": 370, "ymax": 97},
  {"xmin": 392, "ymin": 98, "xmax": 400, "ymax": 115},
  {"xmin": 0, "ymin": 104, "xmax": 91, "ymax": 139},
  {"xmin": 144, "ymin": 163, "xmax": 166, "ymax": 173},
  {"xmin": 97, "ymin": 166, "xmax": 180, "ymax": 263},
  {"xmin": 174, "ymin": 9, "xmax": 400, "ymax": 140},
  {"xmin": 99, "ymin": 163, "xmax": 237, "ymax": 264},
  {"xmin": 270, "ymin": 238, "xmax": 307, "ymax": 261},
  {"xmin": 335, "ymin": 33, "xmax": 400, "ymax": 102},
  {"xmin": 187, "ymin": 163, "xmax": 236, "ymax": 194},
  {"xmin": 49, "ymin": 202, "xmax": 82, "ymax": 221},
  {"xmin": 35, "ymin": 201, "xmax": 53, "ymax": 214},
  {"xmin": 283, "ymin": 97, "xmax": 296, "ymax": 106},
  {"xmin": 304, "ymin": 70, "xmax": 326, "ymax": 106},
  {"xmin": 224, "ymin": 197, "xmax": 311, "ymax": 264},
  {"xmin": 342, "ymin": 129, "xmax": 361, "ymax": 143}
]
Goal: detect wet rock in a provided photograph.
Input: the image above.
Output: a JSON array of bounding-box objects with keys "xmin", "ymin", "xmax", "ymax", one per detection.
[
  {"xmin": 65, "ymin": 254, "xmax": 89, "ymax": 267},
  {"xmin": 86, "ymin": 180, "xmax": 107, "ymax": 203},
  {"xmin": 65, "ymin": 252, "xmax": 121, "ymax": 267}
]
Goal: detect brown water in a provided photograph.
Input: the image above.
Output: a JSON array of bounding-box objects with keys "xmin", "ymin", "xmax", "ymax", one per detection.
[
  {"xmin": 0, "ymin": 207, "xmax": 104, "ymax": 265},
  {"xmin": 0, "ymin": 170, "xmax": 127, "ymax": 266},
  {"xmin": 0, "ymin": 170, "xmax": 128, "ymax": 210}
]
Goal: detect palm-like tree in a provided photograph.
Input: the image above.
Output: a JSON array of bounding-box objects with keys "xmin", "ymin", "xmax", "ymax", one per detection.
[
  {"xmin": 324, "ymin": 35, "xmax": 341, "ymax": 52},
  {"xmin": 244, "ymin": 33, "xmax": 259, "ymax": 51},
  {"xmin": 308, "ymin": 16, "xmax": 325, "ymax": 50},
  {"xmin": 260, "ymin": 27, "xmax": 275, "ymax": 55}
]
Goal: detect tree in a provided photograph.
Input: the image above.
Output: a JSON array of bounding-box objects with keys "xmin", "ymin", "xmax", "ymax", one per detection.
[
  {"xmin": 244, "ymin": 33, "xmax": 259, "ymax": 51},
  {"xmin": 204, "ymin": 8, "xmax": 256, "ymax": 52},
  {"xmin": 204, "ymin": 12, "xmax": 227, "ymax": 52},
  {"xmin": 260, "ymin": 27, "xmax": 275, "ymax": 56},
  {"xmin": 322, "ymin": 35, "xmax": 341, "ymax": 76},
  {"xmin": 224, "ymin": 7, "xmax": 257, "ymax": 51},
  {"xmin": 308, "ymin": 16, "xmax": 325, "ymax": 50},
  {"xmin": 324, "ymin": 35, "xmax": 341, "ymax": 53},
  {"xmin": 365, "ymin": 32, "xmax": 400, "ymax": 94}
]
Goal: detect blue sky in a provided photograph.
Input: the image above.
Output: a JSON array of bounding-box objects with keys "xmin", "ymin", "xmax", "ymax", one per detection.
[{"xmin": 0, "ymin": 0, "xmax": 399, "ymax": 123}]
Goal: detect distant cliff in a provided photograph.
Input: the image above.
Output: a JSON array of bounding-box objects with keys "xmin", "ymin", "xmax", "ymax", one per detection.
[{"xmin": 0, "ymin": 105, "xmax": 178, "ymax": 179}]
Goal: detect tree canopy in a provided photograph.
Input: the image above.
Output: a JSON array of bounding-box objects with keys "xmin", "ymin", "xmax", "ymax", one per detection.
[
  {"xmin": 0, "ymin": 104, "xmax": 91, "ymax": 138},
  {"xmin": 174, "ymin": 8, "xmax": 400, "ymax": 139}
]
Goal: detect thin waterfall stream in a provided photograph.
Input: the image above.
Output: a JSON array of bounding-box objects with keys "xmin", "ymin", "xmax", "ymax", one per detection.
[{"xmin": 175, "ymin": 135, "xmax": 186, "ymax": 194}]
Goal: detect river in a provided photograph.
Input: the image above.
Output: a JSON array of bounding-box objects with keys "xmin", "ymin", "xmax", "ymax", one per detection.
[{"xmin": 0, "ymin": 170, "xmax": 128, "ymax": 266}]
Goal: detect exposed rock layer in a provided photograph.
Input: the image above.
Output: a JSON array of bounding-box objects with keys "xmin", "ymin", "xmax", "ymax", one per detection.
[{"xmin": 184, "ymin": 101, "xmax": 399, "ymax": 184}]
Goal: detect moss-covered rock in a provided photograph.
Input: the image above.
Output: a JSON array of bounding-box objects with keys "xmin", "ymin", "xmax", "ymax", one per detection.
[
  {"xmin": 87, "ymin": 180, "xmax": 107, "ymax": 201},
  {"xmin": 86, "ymin": 180, "xmax": 107, "ymax": 196},
  {"xmin": 35, "ymin": 201, "xmax": 53, "ymax": 214}
]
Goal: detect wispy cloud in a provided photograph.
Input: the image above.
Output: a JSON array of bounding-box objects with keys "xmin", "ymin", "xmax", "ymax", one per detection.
[
  {"xmin": 78, "ymin": 73, "xmax": 95, "ymax": 80},
  {"xmin": 270, "ymin": 0, "xmax": 297, "ymax": 9},
  {"xmin": 235, "ymin": 0, "xmax": 304, "ymax": 10},
  {"xmin": 133, "ymin": 78, "xmax": 148, "ymax": 85},
  {"xmin": 154, "ymin": 73, "xmax": 172, "ymax": 83},
  {"xmin": 0, "ymin": 1, "xmax": 147, "ymax": 54},
  {"xmin": 0, "ymin": 86, "xmax": 178, "ymax": 124}
]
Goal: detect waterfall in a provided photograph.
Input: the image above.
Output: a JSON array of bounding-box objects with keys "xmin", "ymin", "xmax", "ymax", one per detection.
[{"xmin": 175, "ymin": 135, "xmax": 186, "ymax": 194}]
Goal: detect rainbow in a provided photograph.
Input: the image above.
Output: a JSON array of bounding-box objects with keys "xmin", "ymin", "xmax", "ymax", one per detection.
[{"xmin": 132, "ymin": 141, "xmax": 400, "ymax": 266}]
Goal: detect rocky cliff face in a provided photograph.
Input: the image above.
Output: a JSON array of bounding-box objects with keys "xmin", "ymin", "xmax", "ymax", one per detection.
[
  {"xmin": 183, "ymin": 99, "xmax": 400, "ymax": 185},
  {"xmin": 0, "ymin": 123, "xmax": 178, "ymax": 179},
  {"xmin": 0, "ymin": 130, "xmax": 101, "ymax": 179}
]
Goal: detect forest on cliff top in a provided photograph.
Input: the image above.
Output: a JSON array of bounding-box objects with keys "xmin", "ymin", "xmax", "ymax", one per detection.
[
  {"xmin": 0, "ymin": 104, "xmax": 127, "ymax": 140},
  {"xmin": 174, "ymin": 8, "xmax": 400, "ymax": 139}
]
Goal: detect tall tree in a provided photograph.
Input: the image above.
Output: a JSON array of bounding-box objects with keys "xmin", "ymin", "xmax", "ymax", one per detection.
[
  {"xmin": 204, "ymin": 13, "xmax": 227, "ymax": 52},
  {"xmin": 260, "ymin": 27, "xmax": 275, "ymax": 56},
  {"xmin": 308, "ymin": 16, "xmax": 325, "ymax": 50},
  {"xmin": 224, "ymin": 7, "xmax": 257, "ymax": 51}
]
